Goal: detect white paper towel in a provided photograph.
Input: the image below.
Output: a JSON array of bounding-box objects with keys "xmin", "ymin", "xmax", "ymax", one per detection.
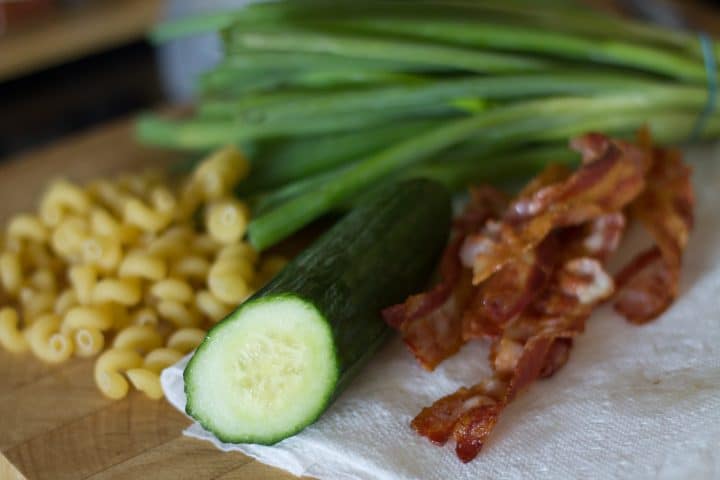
[{"xmin": 162, "ymin": 146, "xmax": 720, "ymax": 480}]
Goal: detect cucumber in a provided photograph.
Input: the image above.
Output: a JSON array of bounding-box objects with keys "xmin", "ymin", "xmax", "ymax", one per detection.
[{"xmin": 184, "ymin": 179, "xmax": 451, "ymax": 444}]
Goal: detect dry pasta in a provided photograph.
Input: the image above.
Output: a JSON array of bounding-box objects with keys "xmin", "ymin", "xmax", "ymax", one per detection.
[
  {"xmin": 94, "ymin": 348, "xmax": 143, "ymax": 399},
  {"xmin": 81, "ymin": 236, "xmax": 122, "ymax": 273},
  {"xmin": 1, "ymin": 234, "xmax": 22, "ymax": 254},
  {"xmin": 109, "ymin": 303, "xmax": 132, "ymax": 330},
  {"xmin": 125, "ymin": 368, "xmax": 164, "ymax": 400},
  {"xmin": 146, "ymin": 226, "xmax": 193, "ymax": 258},
  {"xmin": 130, "ymin": 307, "xmax": 159, "ymax": 327},
  {"xmin": 61, "ymin": 305, "xmax": 114, "ymax": 333},
  {"xmin": 191, "ymin": 146, "xmax": 250, "ymax": 200},
  {"xmin": 217, "ymin": 242, "xmax": 258, "ymax": 265},
  {"xmin": 24, "ymin": 241, "xmax": 58, "ymax": 271},
  {"xmin": 118, "ymin": 173, "xmax": 152, "ymax": 197},
  {"xmin": 89, "ymin": 206, "xmax": 120, "ymax": 237},
  {"xmin": 0, "ymin": 146, "xmax": 285, "ymax": 401},
  {"xmin": 87, "ymin": 179, "xmax": 128, "ymax": 216},
  {"xmin": 112, "ymin": 325, "xmax": 163, "ymax": 353},
  {"xmin": 0, "ymin": 307, "xmax": 28, "ymax": 353},
  {"xmin": 25, "ymin": 313, "xmax": 74, "ymax": 364},
  {"xmin": 74, "ymin": 327, "xmax": 104, "ymax": 357},
  {"xmin": 170, "ymin": 255, "xmax": 210, "ymax": 280},
  {"xmin": 167, "ymin": 328, "xmax": 206, "ymax": 354},
  {"xmin": 50, "ymin": 216, "xmax": 88, "ymax": 261},
  {"xmin": 118, "ymin": 250, "xmax": 166, "ymax": 281},
  {"xmin": 90, "ymin": 207, "xmax": 140, "ymax": 245},
  {"xmin": 41, "ymin": 179, "xmax": 91, "ymax": 220},
  {"xmin": 191, "ymin": 234, "xmax": 220, "ymax": 256},
  {"xmin": 29, "ymin": 268, "xmax": 57, "ymax": 292},
  {"xmin": 54, "ymin": 289, "xmax": 78, "ymax": 316},
  {"xmin": 205, "ymin": 198, "xmax": 249, "ymax": 245},
  {"xmin": 92, "ymin": 278, "xmax": 141, "ymax": 306},
  {"xmin": 143, "ymin": 347, "xmax": 183, "ymax": 373},
  {"xmin": 0, "ymin": 251, "xmax": 23, "ymax": 295},
  {"xmin": 150, "ymin": 278, "xmax": 194, "ymax": 304},
  {"xmin": 195, "ymin": 290, "xmax": 232, "ymax": 323},
  {"xmin": 208, "ymin": 258, "xmax": 253, "ymax": 305},
  {"xmin": 7, "ymin": 214, "xmax": 48, "ymax": 243},
  {"xmin": 20, "ymin": 288, "xmax": 56, "ymax": 320},
  {"xmin": 123, "ymin": 197, "xmax": 171, "ymax": 234},
  {"xmin": 69, "ymin": 264, "xmax": 97, "ymax": 305},
  {"xmin": 157, "ymin": 300, "xmax": 200, "ymax": 328},
  {"xmin": 149, "ymin": 186, "xmax": 176, "ymax": 216}
]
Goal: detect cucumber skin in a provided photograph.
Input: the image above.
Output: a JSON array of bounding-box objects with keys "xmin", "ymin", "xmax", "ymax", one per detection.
[{"xmin": 185, "ymin": 178, "xmax": 451, "ymax": 444}]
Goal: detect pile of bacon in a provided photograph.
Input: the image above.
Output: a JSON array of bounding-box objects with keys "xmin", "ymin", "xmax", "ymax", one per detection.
[{"xmin": 383, "ymin": 130, "xmax": 694, "ymax": 463}]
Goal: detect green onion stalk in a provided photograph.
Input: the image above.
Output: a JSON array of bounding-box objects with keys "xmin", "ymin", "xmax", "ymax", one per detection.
[{"xmin": 139, "ymin": 0, "xmax": 720, "ymax": 250}]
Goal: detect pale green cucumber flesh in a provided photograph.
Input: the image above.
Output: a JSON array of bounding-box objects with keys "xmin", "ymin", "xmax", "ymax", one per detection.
[{"xmin": 184, "ymin": 294, "xmax": 339, "ymax": 444}]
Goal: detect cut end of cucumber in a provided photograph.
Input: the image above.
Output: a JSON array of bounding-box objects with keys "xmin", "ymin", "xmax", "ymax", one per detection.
[{"xmin": 184, "ymin": 294, "xmax": 338, "ymax": 444}]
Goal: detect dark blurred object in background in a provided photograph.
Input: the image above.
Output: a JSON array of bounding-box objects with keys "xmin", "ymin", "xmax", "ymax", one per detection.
[
  {"xmin": 0, "ymin": 41, "xmax": 161, "ymax": 158},
  {"xmin": 0, "ymin": 0, "xmax": 164, "ymax": 159}
]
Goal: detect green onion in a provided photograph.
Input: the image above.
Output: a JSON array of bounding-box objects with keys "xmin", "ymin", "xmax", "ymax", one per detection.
[{"xmin": 141, "ymin": 0, "xmax": 720, "ymax": 249}]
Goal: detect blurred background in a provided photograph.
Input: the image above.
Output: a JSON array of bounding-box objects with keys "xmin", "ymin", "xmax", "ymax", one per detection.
[{"xmin": 1, "ymin": 0, "xmax": 719, "ymax": 160}]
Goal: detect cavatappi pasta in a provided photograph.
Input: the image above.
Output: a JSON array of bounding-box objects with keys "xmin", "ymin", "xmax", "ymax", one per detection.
[{"xmin": 0, "ymin": 146, "xmax": 287, "ymax": 401}]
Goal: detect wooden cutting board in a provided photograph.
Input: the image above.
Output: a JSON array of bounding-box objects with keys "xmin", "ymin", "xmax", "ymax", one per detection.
[{"xmin": 0, "ymin": 118, "xmax": 307, "ymax": 480}]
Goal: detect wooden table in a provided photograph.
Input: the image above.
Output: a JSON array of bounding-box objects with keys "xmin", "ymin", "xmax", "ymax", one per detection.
[{"xmin": 0, "ymin": 119, "xmax": 303, "ymax": 480}]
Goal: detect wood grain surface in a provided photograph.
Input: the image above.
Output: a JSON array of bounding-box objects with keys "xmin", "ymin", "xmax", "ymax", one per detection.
[{"xmin": 0, "ymin": 118, "xmax": 305, "ymax": 480}]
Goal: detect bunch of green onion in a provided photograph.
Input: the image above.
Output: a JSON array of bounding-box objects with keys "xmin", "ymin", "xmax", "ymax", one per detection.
[{"xmin": 139, "ymin": 0, "xmax": 720, "ymax": 250}]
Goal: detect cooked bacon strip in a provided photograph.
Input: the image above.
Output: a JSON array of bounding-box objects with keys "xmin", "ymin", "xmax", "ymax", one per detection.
[
  {"xmin": 574, "ymin": 212, "xmax": 626, "ymax": 261},
  {"xmin": 395, "ymin": 273, "xmax": 474, "ymax": 370},
  {"xmin": 400, "ymin": 131, "xmax": 693, "ymax": 463},
  {"xmin": 416, "ymin": 252, "xmax": 615, "ymax": 461},
  {"xmin": 412, "ymin": 381, "xmax": 502, "ymax": 446},
  {"xmin": 413, "ymin": 195, "xmax": 621, "ymax": 460},
  {"xmin": 452, "ymin": 331, "xmax": 582, "ymax": 462},
  {"xmin": 461, "ymin": 136, "xmax": 649, "ymax": 284},
  {"xmin": 383, "ymin": 187, "xmax": 506, "ymax": 370},
  {"xmin": 539, "ymin": 338, "xmax": 573, "ymax": 378},
  {"xmin": 462, "ymin": 235, "xmax": 557, "ymax": 340},
  {"xmin": 452, "ymin": 402, "xmax": 503, "ymax": 462},
  {"xmin": 383, "ymin": 237, "xmax": 464, "ymax": 331},
  {"xmin": 614, "ymin": 248, "xmax": 672, "ymax": 324},
  {"xmin": 454, "ymin": 186, "xmax": 509, "ymax": 234},
  {"xmin": 570, "ymin": 131, "xmax": 611, "ymax": 164},
  {"xmin": 614, "ymin": 145, "xmax": 694, "ymax": 323}
]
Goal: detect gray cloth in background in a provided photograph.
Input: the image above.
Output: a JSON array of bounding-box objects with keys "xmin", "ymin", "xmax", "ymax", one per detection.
[{"xmin": 156, "ymin": 0, "xmax": 252, "ymax": 102}]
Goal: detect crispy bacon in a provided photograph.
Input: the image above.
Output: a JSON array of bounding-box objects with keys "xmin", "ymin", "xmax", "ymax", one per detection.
[
  {"xmin": 409, "ymin": 222, "xmax": 617, "ymax": 460},
  {"xmin": 540, "ymin": 338, "xmax": 573, "ymax": 378},
  {"xmin": 614, "ymin": 145, "xmax": 694, "ymax": 323},
  {"xmin": 614, "ymin": 248, "xmax": 673, "ymax": 324},
  {"xmin": 383, "ymin": 237, "xmax": 464, "ymax": 331},
  {"xmin": 452, "ymin": 402, "xmax": 503, "ymax": 462},
  {"xmin": 415, "ymin": 251, "xmax": 615, "ymax": 461},
  {"xmin": 576, "ymin": 212, "xmax": 626, "ymax": 261},
  {"xmin": 382, "ymin": 238, "xmax": 472, "ymax": 370},
  {"xmin": 412, "ymin": 381, "xmax": 501, "ymax": 446},
  {"xmin": 570, "ymin": 132, "xmax": 611, "ymax": 163},
  {"xmin": 451, "ymin": 333, "xmax": 571, "ymax": 462},
  {"xmin": 454, "ymin": 186, "xmax": 509, "ymax": 234},
  {"xmin": 462, "ymin": 235, "xmax": 557, "ymax": 340},
  {"xmin": 461, "ymin": 136, "xmax": 649, "ymax": 285},
  {"xmin": 383, "ymin": 186, "xmax": 507, "ymax": 370},
  {"xmin": 389, "ymin": 130, "xmax": 693, "ymax": 463}
]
